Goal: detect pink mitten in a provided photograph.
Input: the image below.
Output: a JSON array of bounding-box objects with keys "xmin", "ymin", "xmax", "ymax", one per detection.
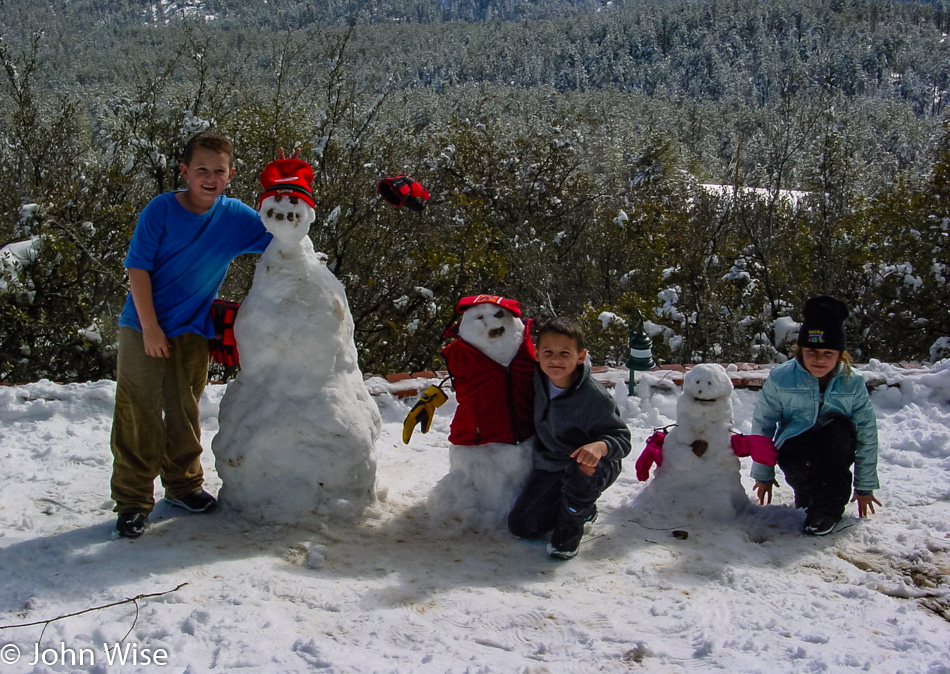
[
  {"xmin": 731, "ymin": 434, "xmax": 778, "ymax": 467},
  {"xmin": 635, "ymin": 430, "xmax": 667, "ymax": 481}
]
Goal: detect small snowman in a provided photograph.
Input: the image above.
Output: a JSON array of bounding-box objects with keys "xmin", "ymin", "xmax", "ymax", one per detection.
[
  {"xmin": 213, "ymin": 152, "xmax": 381, "ymax": 527},
  {"xmin": 632, "ymin": 363, "xmax": 750, "ymax": 524},
  {"xmin": 405, "ymin": 295, "xmax": 536, "ymax": 531}
]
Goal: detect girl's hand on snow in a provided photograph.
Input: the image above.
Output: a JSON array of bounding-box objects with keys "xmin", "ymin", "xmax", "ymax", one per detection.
[
  {"xmin": 571, "ymin": 442, "xmax": 608, "ymax": 477},
  {"xmin": 851, "ymin": 492, "xmax": 882, "ymax": 517},
  {"xmin": 753, "ymin": 481, "xmax": 775, "ymax": 505}
]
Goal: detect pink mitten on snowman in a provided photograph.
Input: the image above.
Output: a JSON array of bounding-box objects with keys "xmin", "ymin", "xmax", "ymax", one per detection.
[
  {"xmin": 730, "ymin": 434, "xmax": 778, "ymax": 466},
  {"xmin": 635, "ymin": 430, "xmax": 667, "ymax": 481}
]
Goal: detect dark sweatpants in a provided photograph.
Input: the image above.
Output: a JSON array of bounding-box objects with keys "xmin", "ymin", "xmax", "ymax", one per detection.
[
  {"xmin": 508, "ymin": 459, "xmax": 621, "ymax": 539},
  {"xmin": 778, "ymin": 413, "xmax": 857, "ymax": 519}
]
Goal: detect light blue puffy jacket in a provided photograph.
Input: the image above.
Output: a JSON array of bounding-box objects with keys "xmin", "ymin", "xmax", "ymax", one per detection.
[{"xmin": 751, "ymin": 358, "xmax": 880, "ymax": 492}]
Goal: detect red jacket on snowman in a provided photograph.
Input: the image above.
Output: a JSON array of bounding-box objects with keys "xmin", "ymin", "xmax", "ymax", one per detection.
[{"xmin": 441, "ymin": 295, "xmax": 536, "ymax": 446}]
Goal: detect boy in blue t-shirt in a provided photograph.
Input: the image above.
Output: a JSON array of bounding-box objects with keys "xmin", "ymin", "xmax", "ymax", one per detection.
[{"xmin": 110, "ymin": 131, "xmax": 272, "ymax": 538}]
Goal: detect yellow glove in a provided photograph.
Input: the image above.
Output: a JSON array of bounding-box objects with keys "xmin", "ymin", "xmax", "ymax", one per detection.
[{"xmin": 402, "ymin": 385, "xmax": 448, "ymax": 444}]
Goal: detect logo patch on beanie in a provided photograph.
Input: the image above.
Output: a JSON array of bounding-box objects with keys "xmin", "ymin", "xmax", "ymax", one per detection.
[{"xmin": 807, "ymin": 330, "xmax": 825, "ymax": 344}]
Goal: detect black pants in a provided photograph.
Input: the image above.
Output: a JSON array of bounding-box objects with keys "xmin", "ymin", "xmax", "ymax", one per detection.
[
  {"xmin": 778, "ymin": 413, "xmax": 857, "ymax": 519},
  {"xmin": 507, "ymin": 460, "xmax": 621, "ymax": 539}
]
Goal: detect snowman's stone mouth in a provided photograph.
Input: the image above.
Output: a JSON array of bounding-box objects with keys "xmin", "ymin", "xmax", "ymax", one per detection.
[
  {"xmin": 488, "ymin": 327, "xmax": 506, "ymax": 338},
  {"xmin": 692, "ymin": 397, "xmax": 720, "ymax": 403}
]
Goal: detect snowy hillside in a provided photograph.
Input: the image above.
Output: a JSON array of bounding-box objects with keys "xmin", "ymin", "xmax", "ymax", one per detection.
[{"xmin": 0, "ymin": 362, "xmax": 948, "ymax": 672}]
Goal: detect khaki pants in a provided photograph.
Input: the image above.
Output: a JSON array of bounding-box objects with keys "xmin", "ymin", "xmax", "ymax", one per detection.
[{"xmin": 110, "ymin": 327, "xmax": 210, "ymax": 514}]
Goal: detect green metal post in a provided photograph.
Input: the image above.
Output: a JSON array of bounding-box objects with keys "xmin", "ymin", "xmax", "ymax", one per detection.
[{"xmin": 626, "ymin": 307, "xmax": 655, "ymax": 396}]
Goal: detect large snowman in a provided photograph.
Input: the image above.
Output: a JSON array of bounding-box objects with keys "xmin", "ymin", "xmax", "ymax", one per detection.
[
  {"xmin": 410, "ymin": 295, "xmax": 536, "ymax": 531},
  {"xmin": 632, "ymin": 363, "xmax": 751, "ymax": 524},
  {"xmin": 213, "ymin": 154, "xmax": 381, "ymax": 526}
]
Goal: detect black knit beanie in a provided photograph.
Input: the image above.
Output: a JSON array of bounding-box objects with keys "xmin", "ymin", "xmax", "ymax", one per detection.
[{"xmin": 797, "ymin": 296, "xmax": 848, "ymax": 351}]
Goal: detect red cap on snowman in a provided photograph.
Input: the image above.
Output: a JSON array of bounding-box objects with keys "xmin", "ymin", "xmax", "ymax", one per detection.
[
  {"xmin": 258, "ymin": 157, "xmax": 315, "ymax": 209},
  {"xmin": 455, "ymin": 294, "xmax": 522, "ymax": 317}
]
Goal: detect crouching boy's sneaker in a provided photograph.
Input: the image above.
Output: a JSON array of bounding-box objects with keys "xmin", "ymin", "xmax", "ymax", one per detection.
[
  {"xmin": 547, "ymin": 504, "xmax": 595, "ymax": 560},
  {"xmin": 166, "ymin": 489, "xmax": 217, "ymax": 513},
  {"xmin": 116, "ymin": 512, "xmax": 148, "ymax": 539},
  {"xmin": 547, "ymin": 525, "xmax": 583, "ymax": 559}
]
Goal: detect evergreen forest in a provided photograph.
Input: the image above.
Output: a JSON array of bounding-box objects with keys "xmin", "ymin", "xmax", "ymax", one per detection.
[{"xmin": 1, "ymin": 0, "xmax": 949, "ymax": 382}]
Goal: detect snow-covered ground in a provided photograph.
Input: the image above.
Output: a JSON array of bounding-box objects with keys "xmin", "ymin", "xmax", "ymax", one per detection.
[{"xmin": 0, "ymin": 361, "xmax": 948, "ymax": 673}]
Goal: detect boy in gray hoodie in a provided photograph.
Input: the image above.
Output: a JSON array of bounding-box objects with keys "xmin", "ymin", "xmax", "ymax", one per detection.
[{"xmin": 508, "ymin": 317, "xmax": 631, "ymax": 559}]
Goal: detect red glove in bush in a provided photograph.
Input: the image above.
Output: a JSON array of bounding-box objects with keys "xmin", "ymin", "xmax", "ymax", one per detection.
[
  {"xmin": 635, "ymin": 430, "xmax": 667, "ymax": 481},
  {"xmin": 377, "ymin": 175, "xmax": 431, "ymax": 211},
  {"xmin": 730, "ymin": 434, "xmax": 778, "ymax": 467}
]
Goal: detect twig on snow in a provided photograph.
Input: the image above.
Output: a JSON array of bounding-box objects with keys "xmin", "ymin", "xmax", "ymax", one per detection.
[
  {"xmin": 627, "ymin": 518, "xmax": 687, "ymax": 531},
  {"xmin": 0, "ymin": 583, "xmax": 189, "ymax": 643}
]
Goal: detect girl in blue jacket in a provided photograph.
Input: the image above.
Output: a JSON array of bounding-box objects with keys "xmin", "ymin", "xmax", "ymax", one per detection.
[{"xmin": 751, "ymin": 296, "xmax": 881, "ymax": 535}]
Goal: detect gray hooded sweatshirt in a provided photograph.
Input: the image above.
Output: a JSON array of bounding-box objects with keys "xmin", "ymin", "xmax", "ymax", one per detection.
[{"xmin": 533, "ymin": 358, "xmax": 632, "ymax": 472}]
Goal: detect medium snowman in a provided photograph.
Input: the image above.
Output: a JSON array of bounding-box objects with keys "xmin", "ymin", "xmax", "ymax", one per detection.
[
  {"xmin": 632, "ymin": 363, "xmax": 751, "ymax": 524},
  {"xmin": 213, "ymin": 152, "xmax": 381, "ymax": 526},
  {"xmin": 404, "ymin": 295, "xmax": 536, "ymax": 531}
]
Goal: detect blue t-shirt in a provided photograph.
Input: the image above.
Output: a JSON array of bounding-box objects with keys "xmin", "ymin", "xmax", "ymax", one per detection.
[{"xmin": 119, "ymin": 192, "xmax": 272, "ymax": 339}]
